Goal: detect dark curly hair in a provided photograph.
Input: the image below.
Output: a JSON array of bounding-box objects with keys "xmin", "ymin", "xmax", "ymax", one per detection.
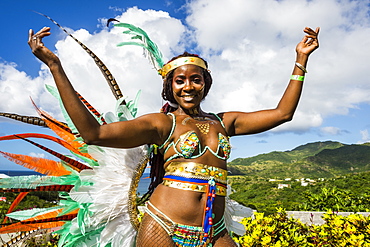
[{"xmin": 161, "ymin": 52, "xmax": 213, "ymax": 105}]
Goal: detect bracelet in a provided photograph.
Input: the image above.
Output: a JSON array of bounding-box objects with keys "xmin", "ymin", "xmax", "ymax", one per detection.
[
  {"xmin": 295, "ymin": 62, "xmax": 308, "ymax": 73},
  {"xmin": 290, "ymin": 75, "xmax": 305, "ymax": 81}
]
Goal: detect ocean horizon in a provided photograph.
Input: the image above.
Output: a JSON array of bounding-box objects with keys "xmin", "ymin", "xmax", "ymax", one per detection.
[{"xmin": 0, "ymin": 170, "xmax": 151, "ymax": 195}]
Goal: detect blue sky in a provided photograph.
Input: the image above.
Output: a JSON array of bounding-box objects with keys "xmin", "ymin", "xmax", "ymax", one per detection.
[{"xmin": 0, "ymin": 0, "xmax": 369, "ymax": 170}]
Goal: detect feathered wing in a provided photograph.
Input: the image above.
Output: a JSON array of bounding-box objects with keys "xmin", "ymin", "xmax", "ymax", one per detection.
[
  {"xmin": 0, "ymin": 99, "xmax": 149, "ymax": 246},
  {"xmin": 0, "ymin": 14, "xmax": 152, "ymax": 246},
  {"xmin": 0, "ymin": 48, "xmax": 148, "ymax": 247}
]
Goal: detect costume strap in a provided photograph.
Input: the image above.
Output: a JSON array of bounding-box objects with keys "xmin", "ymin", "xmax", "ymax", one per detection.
[
  {"xmin": 145, "ymin": 201, "xmax": 175, "ymax": 235},
  {"xmin": 209, "ymin": 113, "xmax": 226, "ymax": 131},
  {"xmin": 158, "ymin": 113, "xmax": 176, "ymax": 149}
]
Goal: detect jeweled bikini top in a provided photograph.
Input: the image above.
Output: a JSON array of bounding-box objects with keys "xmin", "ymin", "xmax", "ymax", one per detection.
[{"xmin": 159, "ymin": 113, "xmax": 231, "ymax": 162}]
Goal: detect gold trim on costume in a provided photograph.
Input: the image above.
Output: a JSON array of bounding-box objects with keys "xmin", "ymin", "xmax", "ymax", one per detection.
[
  {"xmin": 164, "ymin": 162, "xmax": 228, "ymax": 184},
  {"xmin": 128, "ymin": 154, "xmax": 150, "ymax": 230},
  {"xmin": 158, "ymin": 57, "xmax": 207, "ymax": 78},
  {"xmin": 162, "ymin": 179, "xmax": 227, "ymax": 196}
]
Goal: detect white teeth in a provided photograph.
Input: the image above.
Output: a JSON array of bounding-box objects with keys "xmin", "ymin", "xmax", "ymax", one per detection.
[{"xmin": 183, "ymin": 95, "xmax": 195, "ymax": 101}]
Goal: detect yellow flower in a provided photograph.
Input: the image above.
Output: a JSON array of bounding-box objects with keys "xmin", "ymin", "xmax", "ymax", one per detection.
[{"xmin": 261, "ymin": 235, "xmax": 272, "ymax": 245}]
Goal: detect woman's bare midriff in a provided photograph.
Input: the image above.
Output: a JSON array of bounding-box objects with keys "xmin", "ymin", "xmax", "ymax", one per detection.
[{"xmin": 148, "ymin": 184, "xmax": 225, "ymax": 226}]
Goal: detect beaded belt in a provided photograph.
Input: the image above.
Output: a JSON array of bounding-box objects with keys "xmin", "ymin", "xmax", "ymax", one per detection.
[
  {"xmin": 161, "ymin": 162, "xmax": 228, "ymax": 244},
  {"xmin": 162, "ymin": 162, "xmax": 228, "ymax": 197}
]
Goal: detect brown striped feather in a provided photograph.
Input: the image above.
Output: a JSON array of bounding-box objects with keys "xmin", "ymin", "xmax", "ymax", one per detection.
[
  {"xmin": 0, "ymin": 112, "xmax": 48, "ymax": 127},
  {"xmin": 0, "ymin": 185, "xmax": 74, "ymax": 193},
  {"xmin": 34, "ymin": 11, "xmax": 125, "ymax": 101},
  {"xmin": 13, "ymin": 135, "xmax": 92, "ymax": 172},
  {"xmin": 76, "ymin": 91, "xmax": 107, "ymax": 124}
]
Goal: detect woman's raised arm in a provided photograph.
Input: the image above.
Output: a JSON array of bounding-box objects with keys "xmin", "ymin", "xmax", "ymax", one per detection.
[
  {"xmin": 222, "ymin": 27, "xmax": 320, "ymax": 136},
  {"xmin": 28, "ymin": 27, "xmax": 166, "ymax": 148}
]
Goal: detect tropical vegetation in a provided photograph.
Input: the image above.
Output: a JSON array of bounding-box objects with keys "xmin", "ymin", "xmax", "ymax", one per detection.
[
  {"xmin": 1, "ymin": 141, "xmax": 370, "ymax": 245},
  {"xmin": 234, "ymin": 208, "xmax": 370, "ymax": 246}
]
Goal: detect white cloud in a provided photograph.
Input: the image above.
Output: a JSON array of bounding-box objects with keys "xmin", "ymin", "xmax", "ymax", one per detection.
[
  {"xmin": 1, "ymin": 7, "xmax": 185, "ymax": 121},
  {"xmin": 1, "ymin": 1, "xmax": 370, "ymax": 137},
  {"xmin": 186, "ymin": 0, "xmax": 370, "ymax": 132},
  {"xmin": 320, "ymin": 126, "xmax": 349, "ymax": 136},
  {"xmin": 359, "ymin": 129, "xmax": 370, "ymax": 143},
  {"xmin": 28, "ymin": 152, "xmax": 46, "ymax": 158},
  {"xmin": 0, "ymin": 62, "xmax": 57, "ymax": 116}
]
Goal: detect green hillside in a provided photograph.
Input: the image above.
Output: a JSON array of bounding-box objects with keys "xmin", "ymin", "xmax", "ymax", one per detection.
[
  {"xmin": 227, "ymin": 141, "xmax": 370, "ymax": 214},
  {"xmin": 228, "ymin": 141, "xmax": 370, "ymax": 179},
  {"xmin": 229, "ymin": 170, "xmax": 370, "ymax": 215}
]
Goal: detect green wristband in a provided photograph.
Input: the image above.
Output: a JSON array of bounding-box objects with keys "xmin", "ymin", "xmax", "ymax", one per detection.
[{"xmin": 290, "ymin": 75, "xmax": 305, "ymax": 81}]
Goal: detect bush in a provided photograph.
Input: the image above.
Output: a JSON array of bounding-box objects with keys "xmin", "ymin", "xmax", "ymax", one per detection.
[
  {"xmin": 234, "ymin": 208, "xmax": 370, "ymax": 246},
  {"xmin": 299, "ymin": 187, "xmax": 370, "ymax": 212},
  {"xmin": 25, "ymin": 233, "xmax": 60, "ymax": 247}
]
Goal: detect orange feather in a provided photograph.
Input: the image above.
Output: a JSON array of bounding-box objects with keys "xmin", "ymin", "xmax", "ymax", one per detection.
[
  {"xmin": 0, "ymin": 221, "xmax": 65, "ymax": 234},
  {"xmin": 0, "ymin": 133, "xmax": 94, "ymax": 160},
  {"xmin": 26, "ymin": 209, "xmax": 79, "ymax": 222},
  {"xmin": 3, "ymin": 192, "xmax": 29, "ymax": 224},
  {"xmin": 0, "ymin": 151, "xmax": 71, "ymax": 176}
]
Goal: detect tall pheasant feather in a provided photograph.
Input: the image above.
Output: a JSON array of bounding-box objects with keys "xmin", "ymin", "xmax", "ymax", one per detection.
[{"xmin": 33, "ymin": 11, "xmax": 125, "ymax": 101}]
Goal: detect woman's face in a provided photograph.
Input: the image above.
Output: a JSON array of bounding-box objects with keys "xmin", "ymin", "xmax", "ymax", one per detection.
[{"xmin": 172, "ymin": 64, "xmax": 205, "ymax": 111}]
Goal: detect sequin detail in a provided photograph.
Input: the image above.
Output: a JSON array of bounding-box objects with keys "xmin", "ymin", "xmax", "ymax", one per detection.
[
  {"xmin": 145, "ymin": 201, "xmax": 226, "ymax": 247},
  {"xmin": 160, "ymin": 113, "xmax": 232, "ymax": 162},
  {"xmin": 179, "ymin": 132, "xmax": 199, "ymax": 158},
  {"xmin": 165, "ymin": 162, "xmax": 227, "ymax": 183},
  {"xmin": 218, "ymin": 133, "xmax": 231, "ymax": 158},
  {"xmin": 172, "ymin": 224, "xmax": 207, "ymax": 246}
]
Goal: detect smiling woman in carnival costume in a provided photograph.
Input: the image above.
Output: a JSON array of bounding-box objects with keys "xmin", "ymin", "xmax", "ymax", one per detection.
[{"xmin": 25, "ymin": 21, "xmax": 319, "ymax": 246}]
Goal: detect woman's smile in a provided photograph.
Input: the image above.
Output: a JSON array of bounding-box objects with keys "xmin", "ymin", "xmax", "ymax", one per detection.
[
  {"xmin": 182, "ymin": 94, "xmax": 196, "ymax": 101},
  {"xmin": 172, "ymin": 64, "xmax": 205, "ymax": 110}
]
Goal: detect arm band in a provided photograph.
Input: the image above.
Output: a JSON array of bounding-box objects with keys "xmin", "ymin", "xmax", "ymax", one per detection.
[
  {"xmin": 290, "ymin": 75, "xmax": 305, "ymax": 81},
  {"xmin": 295, "ymin": 62, "xmax": 308, "ymax": 73}
]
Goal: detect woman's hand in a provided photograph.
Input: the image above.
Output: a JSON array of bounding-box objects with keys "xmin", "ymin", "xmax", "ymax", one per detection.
[
  {"xmin": 296, "ymin": 27, "xmax": 320, "ymax": 56},
  {"xmin": 28, "ymin": 27, "xmax": 60, "ymax": 67}
]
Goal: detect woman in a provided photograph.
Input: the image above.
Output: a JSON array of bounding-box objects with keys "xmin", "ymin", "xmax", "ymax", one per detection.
[{"xmin": 28, "ymin": 26, "xmax": 319, "ymax": 247}]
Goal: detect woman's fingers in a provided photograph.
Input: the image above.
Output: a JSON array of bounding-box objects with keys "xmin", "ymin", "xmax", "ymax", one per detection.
[
  {"xmin": 28, "ymin": 27, "xmax": 52, "ymax": 51},
  {"xmin": 28, "ymin": 29, "xmax": 34, "ymax": 43},
  {"xmin": 34, "ymin": 27, "xmax": 51, "ymax": 38},
  {"xmin": 296, "ymin": 27, "xmax": 320, "ymax": 55},
  {"xmin": 29, "ymin": 27, "xmax": 51, "ymax": 42},
  {"xmin": 303, "ymin": 27, "xmax": 319, "ymax": 46}
]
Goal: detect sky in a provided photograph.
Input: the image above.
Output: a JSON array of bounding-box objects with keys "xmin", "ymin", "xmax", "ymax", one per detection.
[{"xmin": 0, "ymin": 0, "xmax": 369, "ymax": 170}]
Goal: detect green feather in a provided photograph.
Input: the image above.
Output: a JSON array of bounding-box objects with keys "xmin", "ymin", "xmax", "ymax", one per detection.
[
  {"xmin": 114, "ymin": 23, "xmax": 165, "ymax": 71},
  {"xmin": 0, "ymin": 175, "xmax": 69, "ymax": 189},
  {"xmin": 45, "ymin": 84, "xmax": 78, "ymax": 133},
  {"xmin": 6, "ymin": 206, "xmax": 64, "ymax": 221}
]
